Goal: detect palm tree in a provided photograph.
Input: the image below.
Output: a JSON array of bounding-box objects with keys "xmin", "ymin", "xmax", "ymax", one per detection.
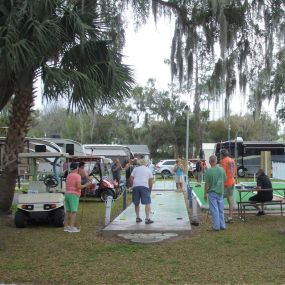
[{"xmin": 0, "ymin": 0, "xmax": 134, "ymax": 214}]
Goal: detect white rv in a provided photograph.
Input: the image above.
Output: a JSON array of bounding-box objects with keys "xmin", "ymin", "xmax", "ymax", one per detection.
[{"xmin": 83, "ymin": 144, "xmax": 132, "ymax": 163}]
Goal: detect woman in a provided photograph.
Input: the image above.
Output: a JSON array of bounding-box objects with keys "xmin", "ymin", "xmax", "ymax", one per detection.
[
  {"xmin": 173, "ymin": 159, "xmax": 185, "ymax": 192},
  {"xmin": 64, "ymin": 162, "xmax": 92, "ymax": 233}
]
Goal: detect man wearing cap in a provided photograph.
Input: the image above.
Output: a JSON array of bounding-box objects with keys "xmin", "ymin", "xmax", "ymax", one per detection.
[
  {"xmin": 129, "ymin": 158, "xmax": 154, "ymax": 224},
  {"xmin": 64, "ymin": 162, "xmax": 92, "ymax": 233},
  {"xmin": 220, "ymin": 149, "xmax": 236, "ymax": 223}
]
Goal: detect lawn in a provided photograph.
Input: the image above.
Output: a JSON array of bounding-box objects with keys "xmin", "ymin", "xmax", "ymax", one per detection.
[{"xmin": 0, "ymin": 189, "xmax": 285, "ymax": 284}]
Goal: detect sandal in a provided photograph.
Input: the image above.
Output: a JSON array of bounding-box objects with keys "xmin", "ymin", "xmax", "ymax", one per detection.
[
  {"xmin": 145, "ymin": 218, "xmax": 154, "ymax": 224},
  {"xmin": 136, "ymin": 217, "xmax": 142, "ymax": 223}
]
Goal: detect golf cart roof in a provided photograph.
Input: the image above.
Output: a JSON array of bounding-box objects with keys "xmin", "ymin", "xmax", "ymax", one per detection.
[
  {"xmin": 69, "ymin": 155, "xmax": 111, "ymax": 164},
  {"xmin": 18, "ymin": 152, "xmax": 70, "ymax": 159}
]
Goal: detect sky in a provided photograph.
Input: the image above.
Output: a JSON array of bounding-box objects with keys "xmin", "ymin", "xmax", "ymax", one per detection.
[
  {"xmin": 122, "ymin": 15, "xmax": 276, "ymax": 120},
  {"xmin": 35, "ymin": 14, "xmax": 276, "ymax": 120},
  {"xmin": 122, "ymin": 15, "xmax": 174, "ymax": 90}
]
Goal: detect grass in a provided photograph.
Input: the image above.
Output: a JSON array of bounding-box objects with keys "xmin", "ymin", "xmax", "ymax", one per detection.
[{"xmin": 1, "ymin": 186, "xmax": 285, "ymax": 284}]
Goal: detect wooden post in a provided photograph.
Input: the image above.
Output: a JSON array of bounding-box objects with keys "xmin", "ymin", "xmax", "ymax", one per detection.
[{"xmin": 261, "ymin": 151, "xmax": 271, "ymax": 177}]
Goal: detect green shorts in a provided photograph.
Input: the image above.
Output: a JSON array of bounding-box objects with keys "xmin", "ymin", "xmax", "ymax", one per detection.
[
  {"xmin": 224, "ymin": 185, "xmax": 234, "ymax": 197},
  {"xmin": 65, "ymin": 193, "xmax": 80, "ymax": 212}
]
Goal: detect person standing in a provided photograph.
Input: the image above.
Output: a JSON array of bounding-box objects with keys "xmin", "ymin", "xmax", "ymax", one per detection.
[
  {"xmin": 220, "ymin": 149, "xmax": 236, "ymax": 223},
  {"xmin": 123, "ymin": 158, "xmax": 133, "ymax": 188},
  {"xmin": 204, "ymin": 155, "xmax": 227, "ymax": 231},
  {"xmin": 111, "ymin": 158, "xmax": 122, "ymax": 183},
  {"xmin": 78, "ymin": 161, "xmax": 90, "ymax": 184},
  {"xmin": 195, "ymin": 158, "xmax": 202, "ymax": 187},
  {"xmin": 173, "ymin": 159, "xmax": 185, "ymax": 192},
  {"xmin": 249, "ymin": 169, "xmax": 273, "ymax": 215},
  {"xmin": 64, "ymin": 162, "xmax": 92, "ymax": 233},
  {"xmin": 129, "ymin": 158, "xmax": 154, "ymax": 224}
]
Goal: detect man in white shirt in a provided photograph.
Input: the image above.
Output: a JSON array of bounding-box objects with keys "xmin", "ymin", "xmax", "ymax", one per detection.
[{"xmin": 129, "ymin": 158, "xmax": 154, "ymax": 224}]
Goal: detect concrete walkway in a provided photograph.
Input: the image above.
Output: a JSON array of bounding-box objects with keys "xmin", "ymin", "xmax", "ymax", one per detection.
[{"xmin": 102, "ymin": 180, "xmax": 191, "ymax": 238}]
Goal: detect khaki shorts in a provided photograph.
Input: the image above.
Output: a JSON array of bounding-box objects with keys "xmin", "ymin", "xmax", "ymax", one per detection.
[
  {"xmin": 175, "ymin": 175, "xmax": 184, "ymax": 183},
  {"xmin": 224, "ymin": 185, "xmax": 234, "ymax": 197}
]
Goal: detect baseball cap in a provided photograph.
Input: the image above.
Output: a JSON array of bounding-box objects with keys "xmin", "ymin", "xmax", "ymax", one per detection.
[{"xmin": 70, "ymin": 162, "xmax": 78, "ymax": 170}]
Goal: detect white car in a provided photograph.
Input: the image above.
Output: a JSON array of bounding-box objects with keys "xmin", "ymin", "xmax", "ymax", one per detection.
[
  {"xmin": 154, "ymin": 159, "xmax": 176, "ymax": 178},
  {"xmin": 154, "ymin": 159, "xmax": 195, "ymax": 178}
]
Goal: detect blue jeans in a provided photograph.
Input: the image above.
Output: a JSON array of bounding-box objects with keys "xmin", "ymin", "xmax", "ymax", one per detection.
[{"xmin": 208, "ymin": 192, "xmax": 225, "ymax": 230}]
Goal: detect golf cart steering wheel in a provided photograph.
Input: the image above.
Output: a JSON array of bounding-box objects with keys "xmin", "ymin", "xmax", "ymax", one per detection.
[{"xmin": 43, "ymin": 175, "xmax": 59, "ymax": 188}]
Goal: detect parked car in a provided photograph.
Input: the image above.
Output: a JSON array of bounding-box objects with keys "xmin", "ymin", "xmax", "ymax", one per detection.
[
  {"xmin": 154, "ymin": 159, "xmax": 195, "ymax": 178},
  {"xmin": 154, "ymin": 159, "xmax": 176, "ymax": 178}
]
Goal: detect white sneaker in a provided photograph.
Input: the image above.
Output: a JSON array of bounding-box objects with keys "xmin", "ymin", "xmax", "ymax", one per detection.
[
  {"xmin": 68, "ymin": 227, "xmax": 80, "ymax": 233},
  {"xmin": 64, "ymin": 226, "xmax": 71, "ymax": 232}
]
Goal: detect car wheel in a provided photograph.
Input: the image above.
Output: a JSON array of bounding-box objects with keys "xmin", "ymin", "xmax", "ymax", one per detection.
[
  {"xmin": 161, "ymin": 170, "xmax": 171, "ymax": 178},
  {"xmin": 53, "ymin": 208, "xmax": 65, "ymax": 227},
  {"xmin": 100, "ymin": 189, "xmax": 114, "ymax": 202},
  {"xmin": 237, "ymin": 167, "xmax": 246, "ymax": 178},
  {"xmin": 15, "ymin": 210, "xmax": 27, "ymax": 228}
]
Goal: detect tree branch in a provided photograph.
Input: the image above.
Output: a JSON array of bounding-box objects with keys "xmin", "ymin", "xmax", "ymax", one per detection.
[{"xmin": 153, "ymin": 0, "xmax": 193, "ymax": 27}]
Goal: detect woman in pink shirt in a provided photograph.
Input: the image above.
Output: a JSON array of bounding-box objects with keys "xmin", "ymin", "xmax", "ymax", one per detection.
[{"xmin": 64, "ymin": 162, "xmax": 92, "ymax": 233}]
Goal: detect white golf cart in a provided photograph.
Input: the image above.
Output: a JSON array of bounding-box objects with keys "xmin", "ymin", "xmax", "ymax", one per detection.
[{"xmin": 15, "ymin": 152, "xmax": 69, "ymax": 228}]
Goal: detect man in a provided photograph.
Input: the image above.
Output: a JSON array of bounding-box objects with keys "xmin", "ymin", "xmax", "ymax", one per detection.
[
  {"xmin": 249, "ymin": 169, "xmax": 273, "ymax": 216},
  {"xmin": 129, "ymin": 158, "xmax": 154, "ymax": 224},
  {"xmin": 64, "ymin": 162, "xmax": 92, "ymax": 233},
  {"xmin": 204, "ymin": 155, "xmax": 227, "ymax": 231},
  {"xmin": 111, "ymin": 158, "xmax": 122, "ymax": 183},
  {"xmin": 78, "ymin": 161, "xmax": 90, "ymax": 184},
  {"xmin": 220, "ymin": 149, "xmax": 236, "ymax": 223},
  {"xmin": 122, "ymin": 158, "xmax": 133, "ymax": 188},
  {"xmin": 195, "ymin": 158, "xmax": 202, "ymax": 187}
]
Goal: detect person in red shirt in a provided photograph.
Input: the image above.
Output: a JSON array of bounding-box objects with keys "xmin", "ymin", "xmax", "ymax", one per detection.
[
  {"xmin": 64, "ymin": 162, "xmax": 92, "ymax": 233},
  {"xmin": 220, "ymin": 149, "xmax": 236, "ymax": 223}
]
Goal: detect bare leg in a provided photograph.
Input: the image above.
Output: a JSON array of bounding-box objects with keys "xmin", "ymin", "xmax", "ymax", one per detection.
[
  {"xmin": 69, "ymin": 212, "xmax": 77, "ymax": 227},
  {"xmin": 175, "ymin": 183, "xmax": 179, "ymax": 191},
  {"xmin": 135, "ymin": 205, "xmax": 140, "ymax": 218},
  {"xmin": 64, "ymin": 212, "xmax": 71, "ymax": 227},
  {"xmin": 227, "ymin": 196, "xmax": 234, "ymax": 219},
  {"xmin": 145, "ymin": 204, "xmax": 151, "ymax": 219}
]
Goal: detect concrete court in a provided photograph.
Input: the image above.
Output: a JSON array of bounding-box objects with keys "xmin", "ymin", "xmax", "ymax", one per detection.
[{"xmin": 102, "ymin": 180, "xmax": 192, "ymax": 237}]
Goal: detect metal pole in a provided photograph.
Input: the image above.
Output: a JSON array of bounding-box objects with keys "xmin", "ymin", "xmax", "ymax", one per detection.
[
  {"xmin": 185, "ymin": 110, "xmax": 190, "ymax": 186},
  {"xmin": 228, "ymin": 124, "xmax": 231, "ymax": 152},
  {"xmin": 123, "ymin": 185, "xmax": 127, "ymax": 210},
  {"xmin": 105, "ymin": 196, "xmax": 113, "ymax": 226}
]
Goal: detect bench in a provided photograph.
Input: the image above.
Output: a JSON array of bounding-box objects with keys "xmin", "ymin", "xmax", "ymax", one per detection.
[{"xmin": 238, "ymin": 200, "xmax": 283, "ymax": 221}]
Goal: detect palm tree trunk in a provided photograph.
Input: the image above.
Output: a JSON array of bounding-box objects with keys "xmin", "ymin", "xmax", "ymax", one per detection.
[{"xmin": 0, "ymin": 78, "xmax": 34, "ymax": 214}]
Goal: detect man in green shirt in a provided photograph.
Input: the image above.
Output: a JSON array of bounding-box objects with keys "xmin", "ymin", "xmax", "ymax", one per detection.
[{"xmin": 204, "ymin": 155, "xmax": 226, "ymax": 231}]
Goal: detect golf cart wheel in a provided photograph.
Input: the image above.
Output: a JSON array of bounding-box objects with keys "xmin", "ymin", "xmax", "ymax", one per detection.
[
  {"xmin": 161, "ymin": 170, "xmax": 171, "ymax": 178},
  {"xmin": 15, "ymin": 210, "xmax": 27, "ymax": 228},
  {"xmin": 100, "ymin": 189, "xmax": 114, "ymax": 202},
  {"xmin": 53, "ymin": 208, "xmax": 65, "ymax": 227},
  {"xmin": 237, "ymin": 167, "xmax": 246, "ymax": 178}
]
